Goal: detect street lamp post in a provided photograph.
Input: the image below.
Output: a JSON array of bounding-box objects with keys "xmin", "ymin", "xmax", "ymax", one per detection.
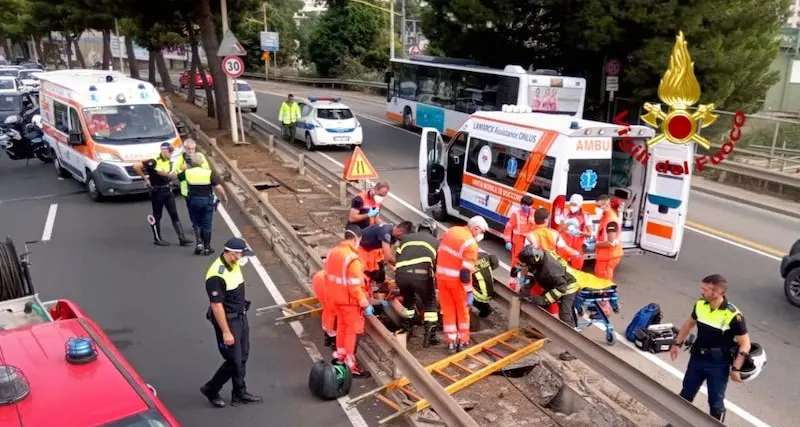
[{"xmin": 219, "ymin": 0, "xmax": 241, "ymax": 143}]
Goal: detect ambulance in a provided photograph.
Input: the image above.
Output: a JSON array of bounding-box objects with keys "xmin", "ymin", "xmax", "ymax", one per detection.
[
  {"xmin": 418, "ymin": 105, "xmax": 694, "ymax": 259},
  {"xmin": 36, "ymin": 70, "xmax": 186, "ymax": 202}
]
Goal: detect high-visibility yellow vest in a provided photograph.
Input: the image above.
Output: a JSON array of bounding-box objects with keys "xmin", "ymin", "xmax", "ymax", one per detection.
[
  {"xmin": 174, "ymin": 154, "xmax": 210, "ymax": 197},
  {"xmin": 153, "ymin": 157, "xmax": 171, "ymax": 173},
  {"xmin": 279, "ymin": 102, "xmax": 300, "ymax": 124},
  {"xmin": 205, "ymin": 257, "xmax": 243, "ymax": 292},
  {"xmin": 694, "ymin": 299, "xmax": 741, "ymax": 333},
  {"xmin": 185, "ymin": 167, "xmax": 212, "ymax": 187}
]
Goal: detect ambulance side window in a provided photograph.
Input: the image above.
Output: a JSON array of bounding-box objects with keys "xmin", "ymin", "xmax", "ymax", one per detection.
[
  {"xmin": 566, "ymin": 159, "xmax": 611, "ymax": 200},
  {"xmin": 53, "ymin": 101, "xmax": 69, "ymax": 133},
  {"xmin": 68, "ymin": 107, "xmax": 82, "ymax": 132},
  {"xmin": 528, "ymin": 155, "xmax": 555, "ymax": 199}
]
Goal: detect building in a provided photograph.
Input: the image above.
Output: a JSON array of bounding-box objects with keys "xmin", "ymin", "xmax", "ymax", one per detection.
[
  {"xmin": 789, "ymin": 0, "xmax": 800, "ymax": 28},
  {"xmin": 763, "ymin": 27, "xmax": 800, "ymax": 113}
]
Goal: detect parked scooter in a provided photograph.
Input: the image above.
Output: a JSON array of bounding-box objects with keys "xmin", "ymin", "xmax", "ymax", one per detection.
[{"xmin": 0, "ymin": 114, "xmax": 52, "ymax": 164}]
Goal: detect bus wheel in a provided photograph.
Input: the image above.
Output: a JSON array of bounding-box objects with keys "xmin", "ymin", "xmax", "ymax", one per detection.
[{"xmin": 402, "ymin": 108, "xmax": 414, "ymax": 130}]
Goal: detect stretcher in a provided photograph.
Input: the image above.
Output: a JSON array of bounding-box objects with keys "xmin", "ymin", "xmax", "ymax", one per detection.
[{"xmin": 567, "ymin": 262, "xmax": 620, "ymax": 345}]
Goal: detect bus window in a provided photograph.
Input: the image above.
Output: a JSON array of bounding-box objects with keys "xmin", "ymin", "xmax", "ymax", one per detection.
[
  {"xmin": 465, "ymin": 137, "xmax": 555, "ymax": 199},
  {"xmin": 566, "ymin": 158, "xmax": 611, "ymax": 201},
  {"xmin": 415, "ymin": 66, "xmax": 437, "ymax": 104},
  {"xmin": 433, "ymin": 69, "xmax": 455, "ymax": 109}
]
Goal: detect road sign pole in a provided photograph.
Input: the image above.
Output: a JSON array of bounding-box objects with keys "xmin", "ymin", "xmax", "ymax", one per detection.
[
  {"xmin": 263, "ymin": 3, "xmax": 269, "ymax": 82},
  {"xmin": 220, "ymin": 0, "xmax": 239, "ymax": 144}
]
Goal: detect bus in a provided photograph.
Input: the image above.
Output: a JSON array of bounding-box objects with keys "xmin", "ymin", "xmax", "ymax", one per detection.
[{"xmin": 385, "ymin": 56, "xmax": 587, "ymax": 137}]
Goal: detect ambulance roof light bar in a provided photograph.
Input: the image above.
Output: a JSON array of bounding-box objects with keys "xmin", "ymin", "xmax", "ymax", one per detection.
[
  {"xmin": 501, "ymin": 104, "xmax": 532, "ymax": 113},
  {"xmin": 308, "ymin": 96, "xmax": 341, "ymax": 103}
]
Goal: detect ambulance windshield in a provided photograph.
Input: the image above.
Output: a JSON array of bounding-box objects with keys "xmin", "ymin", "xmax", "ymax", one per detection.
[
  {"xmin": 566, "ymin": 158, "xmax": 611, "ymax": 201},
  {"xmin": 82, "ymin": 104, "xmax": 175, "ymax": 144}
]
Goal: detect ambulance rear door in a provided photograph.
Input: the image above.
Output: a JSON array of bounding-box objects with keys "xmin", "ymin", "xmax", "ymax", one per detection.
[
  {"xmin": 419, "ymin": 127, "xmax": 446, "ymax": 212},
  {"xmin": 638, "ymin": 141, "xmax": 693, "ymax": 259}
]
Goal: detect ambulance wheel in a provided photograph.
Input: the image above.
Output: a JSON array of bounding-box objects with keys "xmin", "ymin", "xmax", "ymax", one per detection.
[
  {"xmin": 605, "ymin": 328, "xmax": 616, "ymax": 345},
  {"xmin": 305, "ymin": 132, "xmax": 317, "ymax": 151},
  {"xmin": 86, "ymin": 172, "xmax": 104, "ymax": 202}
]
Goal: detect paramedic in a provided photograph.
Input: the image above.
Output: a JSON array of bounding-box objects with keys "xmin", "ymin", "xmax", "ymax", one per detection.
[
  {"xmin": 171, "ymin": 139, "xmax": 210, "ymax": 207},
  {"xmin": 395, "ymin": 220, "xmax": 440, "ymax": 347},
  {"xmin": 327, "ymin": 226, "xmax": 373, "ymax": 378},
  {"xmin": 133, "ymin": 142, "xmax": 192, "ymax": 247},
  {"xmin": 504, "ymin": 195, "xmax": 534, "ymax": 275},
  {"xmin": 279, "ymin": 94, "xmax": 301, "ymax": 140},
  {"xmin": 472, "ymin": 253, "xmax": 499, "ymax": 318},
  {"xmin": 312, "ymin": 270, "xmax": 337, "ymax": 348},
  {"xmin": 670, "ymin": 275, "xmax": 751, "ymax": 423},
  {"xmin": 525, "ymin": 208, "xmax": 580, "ymax": 259},
  {"xmin": 594, "ymin": 195, "xmax": 623, "ymax": 280},
  {"xmin": 177, "ymin": 153, "xmax": 228, "ymax": 255},
  {"xmin": 436, "ymin": 216, "xmax": 487, "ymax": 354},
  {"xmin": 557, "ymin": 194, "xmax": 593, "ymax": 270},
  {"xmin": 347, "ymin": 182, "xmax": 390, "ymax": 229},
  {"xmin": 201, "ymin": 237, "xmax": 263, "ymax": 408},
  {"xmin": 517, "ymin": 246, "xmax": 579, "ymax": 361}
]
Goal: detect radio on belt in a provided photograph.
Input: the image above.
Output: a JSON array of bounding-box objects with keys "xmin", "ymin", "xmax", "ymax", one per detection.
[{"xmin": 634, "ymin": 324, "xmax": 679, "ymax": 354}]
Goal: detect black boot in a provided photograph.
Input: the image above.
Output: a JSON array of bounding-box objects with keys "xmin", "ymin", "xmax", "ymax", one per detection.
[
  {"xmin": 193, "ymin": 227, "xmax": 204, "ymax": 255},
  {"xmin": 447, "ymin": 342, "xmax": 458, "ymax": 354},
  {"xmin": 422, "ymin": 322, "xmax": 439, "ymax": 348},
  {"xmin": 231, "ymin": 391, "xmax": 263, "ymax": 406},
  {"xmin": 152, "ymin": 222, "xmax": 170, "ymax": 246},
  {"xmin": 710, "ymin": 411, "xmax": 726, "ymax": 423},
  {"xmin": 324, "ymin": 333, "xmax": 336, "ymax": 348},
  {"xmin": 202, "ymin": 230, "xmax": 214, "ymax": 256},
  {"xmin": 173, "ymin": 221, "xmax": 193, "ymax": 246},
  {"xmin": 401, "ymin": 317, "xmax": 415, "ymax": 336}
]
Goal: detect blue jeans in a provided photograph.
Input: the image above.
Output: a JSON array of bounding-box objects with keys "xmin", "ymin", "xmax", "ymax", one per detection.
[
  {"xmin": 188, "ymin": 196, "xmax": 214, "ymax": 233},
  {"xmin": 679, "ymin": 353, "xmax": 730, "ymax": 418}
]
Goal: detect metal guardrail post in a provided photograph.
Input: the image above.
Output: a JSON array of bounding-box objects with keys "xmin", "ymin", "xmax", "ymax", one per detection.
[
  {"xmin": 267, "ymin": 135, "xmax": 274, "ymax": 153},
  {"xmin": 298, "ymin": 153, "xmax": 306, "ymax": 176},
  {"xmin": 768, "ymin": 122, "xmax": 780, "ymax": 169},
  {"xmin": 339, "ymin": 181, "xmax": 347, "ymax": 206},
  {"xmin": 507, "ymin": 296, "xmax": 521, "ymax": 329}
]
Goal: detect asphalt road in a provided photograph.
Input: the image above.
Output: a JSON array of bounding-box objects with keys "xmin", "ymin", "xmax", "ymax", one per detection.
[
  {"xmin": 231, "ymin": 81, "xmax": 800, "ymax": 427},
  {"xmin": 0, "ymin": 153, "xmax": 395, "ymax": 427}
]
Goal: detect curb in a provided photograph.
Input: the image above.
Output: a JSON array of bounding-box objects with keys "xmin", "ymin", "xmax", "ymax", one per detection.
[{"xmin": 691, "ymin": 184, "xmax": 800, "ymax": 220}]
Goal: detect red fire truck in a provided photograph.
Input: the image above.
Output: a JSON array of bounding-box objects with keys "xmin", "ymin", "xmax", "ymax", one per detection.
[{"xmin": 0, "ymin": 238, "xmax": 180, "ymax": 426}]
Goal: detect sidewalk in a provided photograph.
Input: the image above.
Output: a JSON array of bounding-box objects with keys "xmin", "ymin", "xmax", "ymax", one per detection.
[{"xmin": 692, "ymin": 176, "xmax": 800, "ymax": 219}]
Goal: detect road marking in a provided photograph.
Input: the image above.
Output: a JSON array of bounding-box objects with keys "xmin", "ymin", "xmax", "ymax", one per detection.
[
  {"xmin": 216, "ymin": 204, "xmax": 369, "ymax": 427},
  {"xmin": 685, "ymin": 221, "xmax": 785, "ymax": 259},
  {"xmin": 41, "ymin": 204, "xmax": 58, "ymax": 241}
]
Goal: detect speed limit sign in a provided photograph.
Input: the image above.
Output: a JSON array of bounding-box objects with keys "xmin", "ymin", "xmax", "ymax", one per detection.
[{"xmin": 222, "ymin": 56, "xmax": 244, "ymax": 78}]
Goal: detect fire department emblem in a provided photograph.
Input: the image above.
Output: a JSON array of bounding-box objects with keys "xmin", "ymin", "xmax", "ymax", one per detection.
[{"xmin": 641, "ymin": 31, "xmax": 717, "ymax": 149}]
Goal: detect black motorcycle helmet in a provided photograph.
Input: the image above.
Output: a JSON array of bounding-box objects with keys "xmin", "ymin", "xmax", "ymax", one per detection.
[{"xmin": 518, "ymin": 246, "xmax": 545, "ymax": 270}]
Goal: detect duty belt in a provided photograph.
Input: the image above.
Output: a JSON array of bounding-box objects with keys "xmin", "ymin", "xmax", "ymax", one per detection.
[
  {"xmin": 151, "ymin": 184, "xmax": 171, "ymax": 190},
  {"xmin": 692, "ymin": 347, "xmax": 729, "ymax": 360},
  {"xmin": 398, "ymin": 267, "xmax": 431, "ymax": 275},
  {"xmin": 225, "ymin": 312, "xmax": 246, "ymax": 320}
]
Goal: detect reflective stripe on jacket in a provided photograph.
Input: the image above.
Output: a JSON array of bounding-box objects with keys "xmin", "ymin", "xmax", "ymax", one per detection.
[
  {"xmin": 395, "ymin": 232, "xmax": 438, "ymax": 270},
  {"xmin": 325, "ymin": 241, "xmax": 369, "ymax": 307},
  {"xmin": 503, "ymin": 209, "xmax": 533, "ymax": 242},
  {"xmin": 435, "ymin": 226, "xmax": 478, "ymax": 292}
]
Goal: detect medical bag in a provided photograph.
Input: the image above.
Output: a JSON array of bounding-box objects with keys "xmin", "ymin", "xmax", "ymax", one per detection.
[
  {"xmin": 625, "ymin": 302, "xmax": 662, "ymax": 342},
  {"xmin": 633, "ymin": 324, "xmax": 678, "ymax": 354},
  {"xmin": 308, "ymin": 359, "xmax": 352, "ymax": 400}
]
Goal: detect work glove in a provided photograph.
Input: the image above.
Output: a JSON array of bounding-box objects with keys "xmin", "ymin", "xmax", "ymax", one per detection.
[
  {"xmin": 510, "ymin": 266, "xmax": 520, "ymax": 278},
  {"xmin": 364, "ymin": 305, "xmax": 375, "ymax": 317},
  {"xmin": 367, "ymin": 207, "xmax": 380, "ymax": 218},
  {"xmin": 527, "ymin": 295, "xmax": 548, "ymax": 307},
  {"xmin": 380, "ymin": 300, "xmax": 390, "ymax": 309},
  {"xmin": 505, "ymin": 242, "xmax": 513, "ymax": 251},
  {"xmin": 466, "ymin": 293, "xmax": 474, "ymax": 306}
]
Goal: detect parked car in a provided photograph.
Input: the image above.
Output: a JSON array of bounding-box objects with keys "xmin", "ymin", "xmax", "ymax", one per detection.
[
  {"xmin": 291, "ymin": 96, "xmax": 362, "ymax": 151},
  {"xmin": 0, "ymin": 76, "xmax": 24, "ymax": 93},
  {"xmin": 17, "ymin": 69, "xmax": 41, "ymax": 92},
  {"xmin": 780, "ymin": 239, "xmax": 800, "ymax": 307},
  {"xmin": 179, "ymin": 70, "xmax": 214, "ymax": 88},
  {"xmin": 235, "ymin": 80, "xmax": 257, "ymax": 112}
]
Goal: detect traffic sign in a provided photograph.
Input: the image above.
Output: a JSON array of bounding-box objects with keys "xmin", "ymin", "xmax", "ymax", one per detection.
[
  {"xmin": 343, "ymin": 146, "xmax": 379, "ymax": 181},
  {"xmin": 218, "ymin": 29, "xmax": 247, "ymax": 56},
  {"xmin": 605, "ymin": 76, "xmax": 619, "ymax": 92},
  {"xmin": 222, "ymin": 56, "xmax": 245, "ymax": 78},
  {"xmin": 409, "ymin": 44, "xmax": 422, "ymax": 56},
  {"xmin": 605, "ymin": 59, "xmax": 621, "ymax": 76},
  {"xmin": 260, "ymin": 31, "xmax": 280, "ymax": 52},
  {"xmin": 261, "ymin": 51, "xmax": 270, "ymax": 63}
]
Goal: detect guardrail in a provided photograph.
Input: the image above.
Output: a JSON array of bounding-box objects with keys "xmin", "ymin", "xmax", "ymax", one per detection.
[{"xmin": 242, "ymin": 71, "xmax": 386, "ymax": 91}]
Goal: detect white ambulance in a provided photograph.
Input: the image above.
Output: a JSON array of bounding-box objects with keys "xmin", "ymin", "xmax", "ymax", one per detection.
[
  {"xmin": 418, "ymin": 105, "xmax": 694, "ymax": 259},
  {"xmin": 36, "ymin": 70, "xmax": 185, "ymax": 201}
]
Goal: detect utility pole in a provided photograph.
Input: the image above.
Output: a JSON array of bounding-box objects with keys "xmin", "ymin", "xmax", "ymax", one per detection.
[
  {"xmin": 115, "ymin": 19, "xmax": 124, "ymax": 73},
  {"xmin": 263, "ymin": 2, "xmax": 269, "ymax": 81},
  {"xmin": 401, "ymin": 0, "xmax": 406, "ymax": 58},
  {"xmin": 389, "ymin": 0, "xmax": 395, "ymax": 59},
  {"xmin": 220, "ymin": 0, "xmax": 240, "ymax": 143}
]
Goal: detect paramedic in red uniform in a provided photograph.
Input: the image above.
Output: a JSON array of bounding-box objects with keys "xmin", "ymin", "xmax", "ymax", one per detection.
[
  {"xmin": 347, "ymin": 182, "xmax": 390, "ymax": 229},
  {"xmin": 436, "ymin": 216, "xmax": 487, "ymax": 354},
  {"xmin": 594, "ymin": 194, "xmax": 623, "ymax": 280},
  {"xmin": 311, "ymin": 270, "xmax": 337, "ymax": 348},
  {"xmin": 327, "ymin": 226, "xmax": 373, "ymax": 377},
  {"xmin": 557, "ymin": 194, "xmax": 593, "ymax": 270},
  {"xmin": 504, "ymin": 195, "xmax": 534, "ymax": 275}
]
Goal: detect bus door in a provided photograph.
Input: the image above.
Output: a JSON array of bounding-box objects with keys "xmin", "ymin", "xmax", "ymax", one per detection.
[
  {"xmin": 419, "ymin": 127, "xmax": 446, "ymax": 212},
  {"xmin": 637, "ymin": 142, "xmax": 693, "ymax": 259}
]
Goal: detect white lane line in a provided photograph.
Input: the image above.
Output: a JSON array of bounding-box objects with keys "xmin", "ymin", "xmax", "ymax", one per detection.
[
  {"xmin": 685, "ymin": 226, "xmax": 783, "ymax": 262},
  {"xmin": 250, "ymin": 116, "xmax": 774, "ymax": 427},
  {"xmin": 41, "ymin": 204, "xmax": 58, "ymax": 241},
  {"xmin": 216, "ymin": 205, "xmax": 369, "ymax": 427}
]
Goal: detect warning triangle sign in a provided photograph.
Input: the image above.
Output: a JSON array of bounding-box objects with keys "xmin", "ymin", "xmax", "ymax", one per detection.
[
  {"xmin": 218, "ymin": 29, "xmax": 247, "ymax": 57},
  {"xmin": 343, "ymin": 146, "xmax": 379, "ymax": 181}
]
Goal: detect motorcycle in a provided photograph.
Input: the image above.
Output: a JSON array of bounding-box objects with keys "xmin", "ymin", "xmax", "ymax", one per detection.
[{"xmin": 0, "ymin": 114, "xmax": 52, "ymax": 164}]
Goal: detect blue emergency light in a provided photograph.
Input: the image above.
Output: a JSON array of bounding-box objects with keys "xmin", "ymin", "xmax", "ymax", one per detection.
[
  {"xmin": 137, "ymin": 84, "xmax": 146, "ymax": 90},
  {"xmin": 569, "ymin": 121, "xmax": 580, "ymax": 129},
  {"xmin": 308, "ymin": 96, "xmax": 341, "ymax": 103},
  {"xmin": 89, "ymin": 85, "xmax": 97, "ymax": 91}
]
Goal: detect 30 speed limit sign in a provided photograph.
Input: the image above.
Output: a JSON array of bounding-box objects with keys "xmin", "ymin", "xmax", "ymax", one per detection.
[{"xmin": 222, "ymin": 56, "xmax": 244, "ymax": 78}]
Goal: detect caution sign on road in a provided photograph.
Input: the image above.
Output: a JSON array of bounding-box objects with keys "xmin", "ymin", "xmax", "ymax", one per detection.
[{"xmin": 343, "ymin": 146, "xmax": 379, "ymax": 181}]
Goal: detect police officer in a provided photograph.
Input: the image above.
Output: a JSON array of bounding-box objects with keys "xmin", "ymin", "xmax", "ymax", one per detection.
[
  {"xmin": 133, "ymin": 142, "xmax": 192, "ymax": 247},
  {"xmin": 200, "ymin": 237, "xmax": 263, "ymax": 408},
  {"xmin": 472, "ymin": 253, "xmax": 499, "ymax": 318},
  {"xmin": 395, "ymin": 220, "xmax": 440, "ymax": 347},
  {"xmin": 176, "ymin": 153, "xmax": 228, "ymax": 255},
  {"xmin": 171, "ymin": 139, "xmax": 210, "ymax": 207},
  {"xmin": 278, "ymin": 94, "xmax": 301, "ymax": 140},
  {"xmin": 670, "ymin": 274, "xmax": 751, "ymax": 422}
]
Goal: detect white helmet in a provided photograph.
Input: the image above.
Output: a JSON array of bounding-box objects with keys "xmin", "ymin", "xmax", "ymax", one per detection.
[
  {"xmin": 467, "ymin": 216, "xmax": 489, "ymax": 233},
  {"xmin": 31, "ymin": 114, "xmax": 42, "ymax": 128},
  {"xmin": 738, "ymin": 343, "xmax": 766, "ymax": 383}
]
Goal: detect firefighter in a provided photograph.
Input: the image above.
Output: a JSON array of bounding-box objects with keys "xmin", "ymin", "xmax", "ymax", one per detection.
[
  {"xmin": 395, "ymin": 219, "xmax": 440, "ymax": 347},
  {"xmin": 504, "ymin": 195, "xmax": 534, "ymax": 275},
  {"xmin": 594, "ymin": 195, "xmax": 623, "ymax": 280},
  {"xmin": 279, "ymin": 94, "xmax": 301, "ymax": 140},
  {"xmin": 472, "ymin": 253, "xmax": 499, "ymax": 318},
  {"xmin": 357, "ymin": 221, "xmax": 413, "ymax": 288},
  {"xmin": 311, "ymin": 270, "xmax": 336, "ymax": 348},
  {"xmin": 347, "ymin": 182, "xmax": 390, "ymax": 229},
  {"xmin": 436, "ymin": 216, "xmax": 487, "ymax": 354},
  {"xmin": 327, "ymin": 226, "xmax": 373, "ymax": 378},
  {"xmin": 517, "ymin": 246, "xmax": 579, "ymax": 361},
  {"xmin": 556, "ymin": 194, "xmax": 593, "ymax": 270}
]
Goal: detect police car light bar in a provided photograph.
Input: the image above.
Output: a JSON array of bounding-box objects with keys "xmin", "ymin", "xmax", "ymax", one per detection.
[{"xmin": 308, "ymin": 96, "xmax": 341, "ymax": 103}]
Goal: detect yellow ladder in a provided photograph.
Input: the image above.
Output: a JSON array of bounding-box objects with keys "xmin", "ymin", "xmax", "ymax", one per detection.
[
  {"xmin": 347, "ymin": 328, "xmax": 546, "ymax": 425},
  {"xmin": 254, "ymin": 296, "xmax": 322, "ymax": 325}
]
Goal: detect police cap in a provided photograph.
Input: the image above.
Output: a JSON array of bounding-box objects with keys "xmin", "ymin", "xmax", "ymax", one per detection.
[{"xmin": 224, "ymin": 237, "xmax": 255, "ymax": 256}]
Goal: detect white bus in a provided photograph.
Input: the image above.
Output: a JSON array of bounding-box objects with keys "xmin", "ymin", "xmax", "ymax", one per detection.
[{"xmin": 385, "ymin": 56, "xmax": 587, "ymax": 137}]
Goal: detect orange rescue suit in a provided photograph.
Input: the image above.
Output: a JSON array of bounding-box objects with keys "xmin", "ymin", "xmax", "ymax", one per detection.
[
  {"xmin": 559, "ymin": 209, "xmax": 590, "ymax": 270},
  {"xmin": 594, "ymin": 209, "xmax": 623, "ymax": 280},
  {"xmin": 435, "ymin": 226, "xmax": 478, "ymax": 345},
  {"xmin": 503, "ymin": 208, "xmax": 534, "ymax": 268},
  {"xmin": 325, "ymin": 241, "xmax": 369, "ymax": 369},
  {"xmin": 311, "ymin": 270, "xmax": 336, "ymax": 337}
]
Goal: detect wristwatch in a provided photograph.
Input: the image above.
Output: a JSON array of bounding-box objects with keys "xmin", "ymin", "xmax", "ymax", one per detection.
[{"xmin": 731, "ymin": 366, "xmax": 741, "ymax": 372}]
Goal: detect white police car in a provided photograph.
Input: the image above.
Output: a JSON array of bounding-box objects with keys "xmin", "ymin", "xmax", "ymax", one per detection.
[{"xmin": 292, "ymin": 97, "xmax": 362, "ymax": 151}]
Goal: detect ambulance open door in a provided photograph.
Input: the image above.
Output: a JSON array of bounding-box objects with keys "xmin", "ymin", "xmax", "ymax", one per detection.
[
  {"xmin": 637, "ymin": 142, "xmax": 693, "ymax": 259},
  {"xmin": 419, "ymin": 128, "xmax": 445, "ymax": 212}
]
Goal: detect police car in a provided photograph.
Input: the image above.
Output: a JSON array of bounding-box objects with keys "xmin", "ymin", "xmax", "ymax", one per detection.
[{"xmin": 292, "ymin": 96, "xmax": 362, "ymax": 150}]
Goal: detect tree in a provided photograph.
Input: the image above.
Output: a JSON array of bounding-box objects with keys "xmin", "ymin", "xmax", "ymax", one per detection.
[
  {"xmin": 235, "ymin": 0, "xmax": 304, "ymax": 71},
  {"xmin": 0, "ymin": 0, "xmax": 31, "ymax": 57}
]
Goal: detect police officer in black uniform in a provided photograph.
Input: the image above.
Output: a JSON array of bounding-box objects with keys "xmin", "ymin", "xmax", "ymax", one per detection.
[
  {"xmin": 395, "ymin": 220, "xmax": 440, "ymax": 347},
  {"xmin": 133, "ymin": 142, "xmax": 192, "ymax": 247},
  {"xmin": 670, "ymin": 274, "xmax": 751, "ymax": 422},
  {"xmin": 472, "ymin": 253, "xmax": 499, "ymax": 318},
  {"xmin": 200, "ymin": 237, "xmax": 263, "ymax": 408}
]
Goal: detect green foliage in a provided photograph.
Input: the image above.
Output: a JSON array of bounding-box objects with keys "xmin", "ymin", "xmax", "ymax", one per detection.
[
  {"xmin": 0, "ymin": 0, "xmax": 30, "ymax": 39},
  {"xmin": 307, "ymin": 3, "xmax": 388, "ymax": 77},
  {"xmin": 235, "ymin": 0, "xmax": 304, "ymax": 71}
]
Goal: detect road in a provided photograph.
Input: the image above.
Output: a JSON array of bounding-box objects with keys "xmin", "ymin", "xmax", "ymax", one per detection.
[
  {"xmin": 223, "ymin": 79, "xmax": 800, "ymax": 427},
  {"xmin": 0, "ymin": 153, "xmax": 397, "ymax": 426}
]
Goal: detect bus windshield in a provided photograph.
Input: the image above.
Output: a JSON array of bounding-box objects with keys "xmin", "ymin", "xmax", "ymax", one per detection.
[{"xmin": 82, "ymin": 104, "xmax": 175, "ymax": 144}]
